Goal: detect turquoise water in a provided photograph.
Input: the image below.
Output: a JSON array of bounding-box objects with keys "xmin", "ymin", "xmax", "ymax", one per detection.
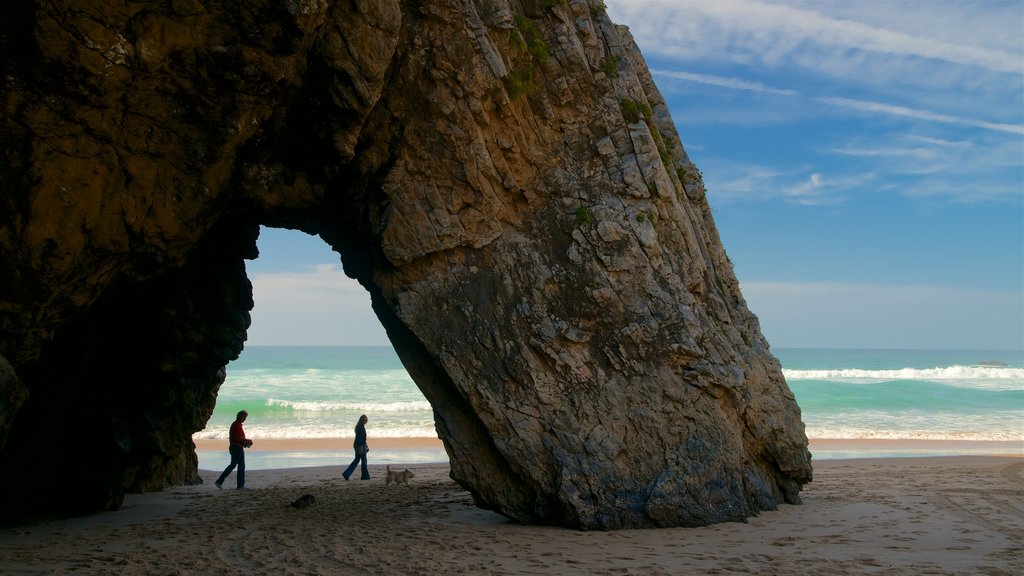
[
  {"xmin": 776, "ymin": 348, "xmax": 1023, "ymax": 442},
  {"xmin": 197, "ymin": 346, "xmax": 434, "ymax": 440},
  {"xmin": 195, "ymin": 346, "xmax": 1023, "ymax": 469}
]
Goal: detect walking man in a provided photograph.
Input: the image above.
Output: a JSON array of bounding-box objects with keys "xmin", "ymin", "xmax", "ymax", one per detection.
[{"xmin": 215, "ymin": 410, "xmax": 253, "ymax": 490}]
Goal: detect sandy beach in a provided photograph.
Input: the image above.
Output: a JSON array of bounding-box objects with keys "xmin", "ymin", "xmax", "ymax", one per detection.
[{"xmin": 1, "ymin": 441, "xmax": 1021, "ymax": 575}]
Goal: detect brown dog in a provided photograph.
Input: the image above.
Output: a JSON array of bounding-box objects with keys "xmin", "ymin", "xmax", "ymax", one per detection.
[{"xmin": 385, "ymin": 465, "xmax": 415, "ymax": 486}]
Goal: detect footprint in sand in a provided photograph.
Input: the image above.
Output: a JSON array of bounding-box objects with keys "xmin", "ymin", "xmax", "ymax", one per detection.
[{"xmin": 929, "ymin": 462, "xmax": 1024, "ymax": 533}]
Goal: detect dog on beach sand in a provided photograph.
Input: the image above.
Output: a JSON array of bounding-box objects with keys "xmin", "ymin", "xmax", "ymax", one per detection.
[
  {"xmin": 385, "ymin": 465, "xmax": 415, "ymax": 486},
  {"xmin": 289, "ymin": 494, "xmax": 317, "ymax": 509}
]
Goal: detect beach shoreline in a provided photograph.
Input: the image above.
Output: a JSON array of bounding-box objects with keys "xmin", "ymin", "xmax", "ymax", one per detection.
[
  {"xmin": 2, "ymin": 455, "xmax": 1021, "ymax": 575},
  {"xmin": 194, "ymin": 436, "xmax": 1023, "ymax": 458},
  {"xmin": 193, "ymin": 437, "xmax": 1023, "ymax": 473}
]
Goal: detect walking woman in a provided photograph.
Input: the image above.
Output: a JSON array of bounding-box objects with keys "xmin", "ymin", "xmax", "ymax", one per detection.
[{"xmin": 342, "ymin": 414, "xmax": 370, "ymax": 480}]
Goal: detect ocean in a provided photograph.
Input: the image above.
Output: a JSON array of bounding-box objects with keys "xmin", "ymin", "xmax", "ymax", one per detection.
[{"xmin": 194, "ymin": 346, "xmax": 1024, "ymax": 470}]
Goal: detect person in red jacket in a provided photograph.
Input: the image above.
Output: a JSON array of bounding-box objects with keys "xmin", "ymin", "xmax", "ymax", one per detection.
[{"xmin": 215, "ymin": 410, "xmax": 253, "ymax": 490}]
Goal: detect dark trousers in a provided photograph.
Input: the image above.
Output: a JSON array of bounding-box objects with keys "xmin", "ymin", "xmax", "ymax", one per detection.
[
  {"xmin": 217, "ymin": 444, "xmax": 245, "ymax": 488},
  {"xmin": 343, "ymin": 447, "xmax": 369, "ymax": 479}
]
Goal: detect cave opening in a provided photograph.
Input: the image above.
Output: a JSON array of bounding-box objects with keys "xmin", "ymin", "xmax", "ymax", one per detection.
[{"xmin": 191, "ymin": 226, "xmax": 444, "ymax": 471}]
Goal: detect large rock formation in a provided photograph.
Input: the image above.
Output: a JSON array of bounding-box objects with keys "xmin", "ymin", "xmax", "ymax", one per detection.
[{"xmin": 0, "ymin": 0, "xmax": 811, "ymax": 528}]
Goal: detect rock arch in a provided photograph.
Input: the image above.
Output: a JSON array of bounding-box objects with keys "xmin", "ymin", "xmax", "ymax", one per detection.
[{"xmin": 0, "ymin": 0, "xmax": 811, "ymax": 528}]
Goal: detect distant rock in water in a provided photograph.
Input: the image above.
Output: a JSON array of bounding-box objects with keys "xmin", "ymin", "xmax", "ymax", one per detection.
[
  {"xmin": 0, "ymin": 0, "xmax": 811, "ymax": 528},
  {"xmin": 975, "ymin": 360, "xmax": 1009, "ymax": 367}
]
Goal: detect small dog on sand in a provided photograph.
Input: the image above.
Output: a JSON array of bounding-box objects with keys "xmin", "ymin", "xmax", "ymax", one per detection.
[
  {"xmin": 289, "ymin": 494, "xmax": 317, "ymax": 509},
  {"xmin": 385, "ymin": 465, "xmax": 415, "ymax": 486}
]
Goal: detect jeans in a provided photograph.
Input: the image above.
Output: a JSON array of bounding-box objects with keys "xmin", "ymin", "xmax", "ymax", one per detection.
[
  {"xmin": 217, "ymin": 444, "xmax": 245, "ymax": 488},
  {"xmin": 343, "ymin": 446, "xmax": 369, "ymax": 480}
]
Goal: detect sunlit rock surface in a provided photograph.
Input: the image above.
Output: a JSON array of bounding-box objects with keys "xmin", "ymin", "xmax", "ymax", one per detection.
[{"xmin": 0, "ymin": 0, "xmax": 810, "ymax": 528}]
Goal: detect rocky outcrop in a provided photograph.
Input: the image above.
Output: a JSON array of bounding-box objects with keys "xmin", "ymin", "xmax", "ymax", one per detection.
[{"xmin": 0, "ymin": 0, "xmax": 811, "ymax": 527}]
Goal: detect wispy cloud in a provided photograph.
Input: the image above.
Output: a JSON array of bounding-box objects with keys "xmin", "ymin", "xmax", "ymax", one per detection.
[
  {"xmin": 609, "ymin": 1, "xmax": 1023, "ymax": 208},
  {"xmin": 821, "ymin": 131, "xmax": 1023, "ymax": 202},
  {"xmin": 828, "ymin": 146, "xmax": 936, "ymax": 161},
  {"xmin": 699, "ymin": 160, "xmax": 871, "ymax": 205},
  {"xmin": 651, "ymin": 69, "xmax": 798, "ymax": 96},
  {"xmin": 608, "ymin": 0, "xmax": 1023, "ymax": 119},
  {"xmin": 818, "ymin": 97, "xmax": 1024, "ymax": 135},
  {"xmin": 781, "ymin": 172, "xmax": 874, "ymax": 206},
  {"xmin": 825, "ymin": 133, "xmax": 972, "ymax": 173},
  {"xmin": 697, "ymin": 161, "xmax": 796, "ymax": 201},
  {"xmin": 898, "ymin": 179, "xmax": 1024, "ymax": 204},
  {"xmin": 608, "ymin": 1, "xmax": 1022, "ymax": 74},
  {"xmin": 762, "ymin": 3, "xmax": 1021, "ymax": 73}
]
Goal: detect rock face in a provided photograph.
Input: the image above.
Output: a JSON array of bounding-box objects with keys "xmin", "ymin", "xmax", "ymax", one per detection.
[{"xmin": 0, "ymin": 0, "xmax": 811, "ymax": 528}]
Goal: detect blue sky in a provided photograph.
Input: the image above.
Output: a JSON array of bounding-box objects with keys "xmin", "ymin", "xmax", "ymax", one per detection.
[{"xmin": 244, "ymin": 0, "xmax": 1023, "ymax": 350}]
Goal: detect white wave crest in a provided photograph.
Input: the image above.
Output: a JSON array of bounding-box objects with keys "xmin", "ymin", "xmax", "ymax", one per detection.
[
  {"xmin": 784, "ymin": 365, "xmax": 1024, "ymax": 386},
  {"xmin": 805, "ymin": 427, "xmax": 1024, "ymax": 442},
  {"xmin": 265, "ymin": 398, "xmax": 433, "ymax": 412},
  {"xmin": 194, "ymin": 424, "xmax": 439, "ymax": 440}
]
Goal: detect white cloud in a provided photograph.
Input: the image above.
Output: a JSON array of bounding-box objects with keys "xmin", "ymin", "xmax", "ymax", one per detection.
[
  {"xmin": 828, "ymin": 145, "xmax": 936, "ymax": 161},
  {"xmin": 246, "ymin": 265, "xmax": 390, "ymax": 346},
  {"xmin": 608, "ymin": 1, "xmax": 1023, "ymax": 117},
  {"xmin": 741, "ymin": 281, "xmax": 1024, "ymax": 349},
  {"xmin": 782, "ymin": 172, "xmax": 826, "ymax": 204},
  {"xmin": 780, "ymin": 171, "xmax": 876, "ymax": 206},
  {"xmin": 823, "ymin": 133, "xmax": 963, "ymax": 176},
  {"xmin": 702, "ymin": 162, "xmax": 794, "ymax": 200},
  {"xmin": 608, "ymin": 1, "xmax": 1022, "ymax": 73},
  {"xmin": 827, "ymin": 134, "xmax": 972, "ymax": 164},
  {"xmin": 651, "ymin": 69, "xmax": 798, "ymax": 96},
  {"xmin": 697, "ymin": 127, "xmax": 1019, "ymax": 206},
  {"xmin": 810, "ymin": 0, "xmax": 1024, "ymax": 57},
  {"xmin": 818, "ymin": 96, "xmax": 1024, "ymax": 135},
  {"xmin": 700, "ymin": 160, "xmax": 873, "ymax": 205},
  {"xmin": 898, "ymin": 179, "xmax": 1024, "ymax": 204},
  {"xmin": 820, "ymin": 131, "xmax": 1023, "ymax": 202}
]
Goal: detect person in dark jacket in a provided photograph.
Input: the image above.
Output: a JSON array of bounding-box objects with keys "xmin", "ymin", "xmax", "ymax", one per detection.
[
  {"xmin": 215, "ymin": 410, "xmax": 253, "ymax": 490},
  {"xmin": 342, "ymin": 414, "xmax": 370, "ymax": 480}
]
